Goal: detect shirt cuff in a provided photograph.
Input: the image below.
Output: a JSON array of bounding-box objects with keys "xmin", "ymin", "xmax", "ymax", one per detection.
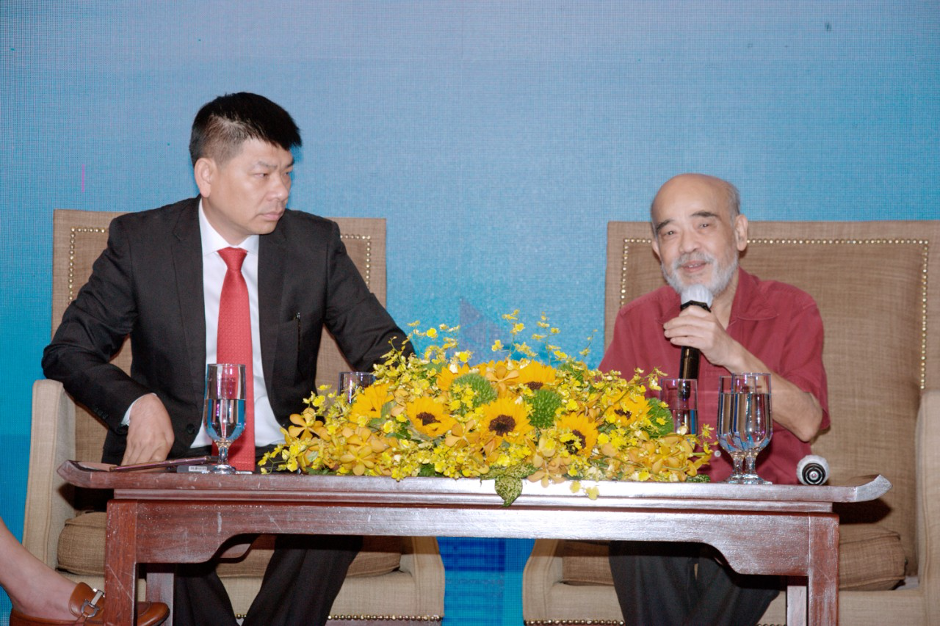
[{"xmin": 122, "ymin": 393, "xmax": 157, "ymax": 426}]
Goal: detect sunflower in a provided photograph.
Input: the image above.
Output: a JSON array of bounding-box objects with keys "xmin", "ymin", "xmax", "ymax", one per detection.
[
  {"xmin": 517, "ymin": 361, "xmax": 556, "ymax": 392},
  {"xmin": 604, "ymin": 391, "xmax": 649, "ymax": 427},
  {"xmin": 405, "ymin": 396, "xmax": 456, "ymax": 438},
  {"xmin": 557, "ymin": 412, "xmax": 599, "ymax": 455},
  {"xmin": 349, "ymin": 383, "xmax": 393, "ymax": 421},
  {"xmin": 480, "ymin": 397, "xmax": 533, "ymax": 445}
]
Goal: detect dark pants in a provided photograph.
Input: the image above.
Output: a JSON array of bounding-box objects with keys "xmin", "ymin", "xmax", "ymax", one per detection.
[
  {"xmin": 173, "ymin": 534, "xmax": 362, "ymax": 625},
  {"xmin": 608, "ymin": 541, "xmax": 780, "ymax": 626},
  {"xmin": 172, "ymin": 446, "xmax": 362, "ymax": 625}
]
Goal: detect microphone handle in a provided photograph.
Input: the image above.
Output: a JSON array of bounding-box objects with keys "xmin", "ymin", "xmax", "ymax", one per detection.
[
  {"xmin": 679, "ymin": 346, "xmax": 700, "ymax": 379},
  {"xmin": 678, "ymin": 299, "xmax": 709, "ymax": 380}
]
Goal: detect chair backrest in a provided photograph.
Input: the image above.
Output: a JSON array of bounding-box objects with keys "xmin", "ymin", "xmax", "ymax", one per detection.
[
  {"xmin": 51, "ymin": 208, "xmax": 388, "ymax": 462},
  {"xmin": 605, "ymin": 220, "xmax": 939, "ymax": 575}
]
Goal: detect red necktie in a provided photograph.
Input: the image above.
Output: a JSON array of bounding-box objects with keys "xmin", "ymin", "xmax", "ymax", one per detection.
[{"xmin": 217, "ymin": 247, "xmax": 255, "ymax": 471}]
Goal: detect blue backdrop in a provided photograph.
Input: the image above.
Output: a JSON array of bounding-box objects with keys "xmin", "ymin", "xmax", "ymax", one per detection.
[{"xmin": 1, "ymin": 2, "xmax": 937, "ymax": 624}]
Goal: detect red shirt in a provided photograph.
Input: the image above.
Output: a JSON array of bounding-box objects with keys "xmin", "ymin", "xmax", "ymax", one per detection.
[{"xmin": 599, "ymin": 268, "xmax": 829, "ymax": 484}]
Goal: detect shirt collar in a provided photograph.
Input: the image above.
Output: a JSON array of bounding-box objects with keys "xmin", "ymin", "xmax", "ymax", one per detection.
[
  {"xmin": 198, "ymin": 199, "xmax": 259, "ymax": 256},
  {"xmin": 729, "ymin": 267, "xmax": 777, "ymax": 323},
  {"xmin": 656, "ymin": 267, "xmax": 777, "ymax": 325}
]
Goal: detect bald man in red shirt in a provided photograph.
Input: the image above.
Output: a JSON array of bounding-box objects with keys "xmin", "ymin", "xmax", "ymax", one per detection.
[{"xmin": 602, "ymin": 174, "xmax": 829, "ymax": 625}]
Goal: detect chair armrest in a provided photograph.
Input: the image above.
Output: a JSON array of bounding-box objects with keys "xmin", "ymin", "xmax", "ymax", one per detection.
[
  {"xmin": 916, "ymin": 389, "xmax": 939, "ymax": 625},
  {"xmin": 398, "ymin": 537, "xmax": 446, "ymax": 616},
  {"xmin": 22, "ymin": 379, "xmax": 77, "ymax": 567}
]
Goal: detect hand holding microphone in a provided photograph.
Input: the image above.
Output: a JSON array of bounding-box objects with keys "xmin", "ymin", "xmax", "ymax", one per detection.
[{"xmin": 678, "ymin": 284, "xmax": 714, "ymax": 379}]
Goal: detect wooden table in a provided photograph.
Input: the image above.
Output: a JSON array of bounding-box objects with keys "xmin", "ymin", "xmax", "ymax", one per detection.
[{"xmin": 59, "ymin": 461, "xmax": 890, "ymax": 625}]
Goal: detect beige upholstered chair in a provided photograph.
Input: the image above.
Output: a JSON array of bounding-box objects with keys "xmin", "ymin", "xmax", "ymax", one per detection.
[
  {"xmin": 24, "ymin": 208, "xmax": 445, "ymax": 624},
  {"xmin": 523, "ymin": 221, "xmax": 939, "ymax": 626}
]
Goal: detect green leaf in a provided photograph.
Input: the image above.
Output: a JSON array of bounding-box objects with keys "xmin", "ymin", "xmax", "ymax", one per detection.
[{"xmin": 495, "ymin": 474, "xmax": 523, "ymax": 507}]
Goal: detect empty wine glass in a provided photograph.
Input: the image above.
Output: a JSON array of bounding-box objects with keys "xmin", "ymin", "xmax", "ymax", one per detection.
[
  {"xmin": 339, "ymin": 371, "xmax": 375, "ymax": 404},
  {"xmin": 717, "ymin": 373, "xmax": 773, "ymax": 485},
  {"xmin": 203, "ymin": 363, "xmax": 246, "ymax": 474}
]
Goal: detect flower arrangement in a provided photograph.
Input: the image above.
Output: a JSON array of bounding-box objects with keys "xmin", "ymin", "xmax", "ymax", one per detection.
[{"xmin": 261, "ymin": 313, "xmax": 714, "ymax": 505}]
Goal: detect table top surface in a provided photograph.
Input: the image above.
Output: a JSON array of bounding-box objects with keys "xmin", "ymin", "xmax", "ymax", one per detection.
[{"xmin": 60, "ymin": 460, "xmax": 890, "ymax": 512}]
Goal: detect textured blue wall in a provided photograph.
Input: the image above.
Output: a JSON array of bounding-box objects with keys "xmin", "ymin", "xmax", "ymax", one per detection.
[{"xmin": 1, "ymin": 2, "xmax": 937, "ymax": 623}]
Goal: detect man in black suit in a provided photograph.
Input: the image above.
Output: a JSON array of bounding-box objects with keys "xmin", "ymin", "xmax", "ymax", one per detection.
[{"xmin": 42, "ymin": 92, "xmax": 410, "ymax": 625}]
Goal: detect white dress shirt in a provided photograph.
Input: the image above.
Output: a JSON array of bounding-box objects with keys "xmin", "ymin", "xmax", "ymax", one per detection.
[
  {"xmin": 124, "ymin": 203, "xmax": 283, "ymax": 449},
  {"xmin": 192, "ymin": 202, "xmax": 282, "ymax": 447}
]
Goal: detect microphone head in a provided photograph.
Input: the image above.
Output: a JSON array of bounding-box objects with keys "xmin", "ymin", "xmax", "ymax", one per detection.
[
  {"xmin": 680, "ymin": 284, "xmax": 713, "ymax": 309},
  {"xmin": 797, "ymin": 454, "xmax": 830, "ymax": 485}
]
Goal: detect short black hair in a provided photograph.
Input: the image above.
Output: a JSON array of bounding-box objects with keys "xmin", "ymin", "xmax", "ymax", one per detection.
[{"xmin": 189, "ymin": 92, "xmax": 302, "ymax": 166}]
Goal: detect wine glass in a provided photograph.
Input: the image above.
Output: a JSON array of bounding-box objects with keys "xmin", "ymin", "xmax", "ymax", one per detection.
[
  {"xmin": 716, "ymin": 375, "xmax": 746, "ymax": 483},
  {"xmin": 338, "ymin": 371, "xmax": 375, "ymax": 404},
  {"xmin": 718, "ymin": 373, "xmax": 773, "ymax": 485},
  {"xmin": 203, "ymin": 363, "xmax": 246, "ymax": 474},
  {"xmin": 659, "ymin": 378, "xmax": 698, "ymax": 435}
]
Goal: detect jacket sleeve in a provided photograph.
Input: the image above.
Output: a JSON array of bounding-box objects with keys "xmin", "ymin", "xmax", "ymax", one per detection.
[
  {"xmin": 41, "ymin": 216, "xmax": 152, "ymax": 432},
  {"xmin": 320, "ymin": 221, "xmax": 412, "ymax": 370}
]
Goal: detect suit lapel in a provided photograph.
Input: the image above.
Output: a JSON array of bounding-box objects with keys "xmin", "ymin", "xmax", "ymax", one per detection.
[
  {"xmin": 171, "ymin": 199, "xmax": 208, "ymax": 401},
  {"xmin": 258, "ymin": 224, "xmax": 286, "ymax": 391}
]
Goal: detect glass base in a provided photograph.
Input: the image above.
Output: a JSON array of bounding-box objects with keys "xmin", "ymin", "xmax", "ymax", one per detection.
[
  {"xmin": 738, "ymin": 473, "xmax": 772, "ymax": 485},
  {"xmin": 209, "ymin": 463, "xmax": 237, "ymax": 474},
  {"xmin": 725, "ymin": 473, "xmax": 745, "ymax": 484}
]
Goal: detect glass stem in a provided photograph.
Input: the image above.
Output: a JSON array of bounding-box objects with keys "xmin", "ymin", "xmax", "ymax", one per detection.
[
  {"xmin": 743, "ymin": 452, "xmax": 758, "ymax": 477},
  {"xmin": 218, "ymin": 442, "xmax": 230, "ymax": 466},
  {"xmin": 732, "ymin": 452, "xmax": 745, "ymax": 477}
]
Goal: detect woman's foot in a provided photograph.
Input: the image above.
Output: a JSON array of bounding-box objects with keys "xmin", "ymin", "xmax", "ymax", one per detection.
[{"xmin": 10, "ymin": 582, "xmax": 169, "ymax": 625}]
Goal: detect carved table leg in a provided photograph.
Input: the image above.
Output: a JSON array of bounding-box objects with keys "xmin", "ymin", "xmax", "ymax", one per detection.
[
  {"xmin": 806, "ymin": 515, "xmax": 839, "ymax": 625},
  {"xmin": 786, "ymin": 578, "xmax": 807, "ymax": 626},
  {"xmin": 104, "ymin": 499, "xmax": 138, "ymax": 625},
  {"xmin": 146, "ymin": 565, "xmax": 175, "ymax": 626}
]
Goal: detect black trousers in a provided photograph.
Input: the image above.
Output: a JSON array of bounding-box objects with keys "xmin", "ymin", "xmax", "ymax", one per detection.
[
  {"xmin": 171, "ymin": 446, "xmax": 362, "ymax": 625},
  {"xmin": 173, "ymin": 533, "xmax": 362, "ymax": 625},
  {"xmin": 608, "ymin": 541, "xmax": 780, "ymax": 626}
]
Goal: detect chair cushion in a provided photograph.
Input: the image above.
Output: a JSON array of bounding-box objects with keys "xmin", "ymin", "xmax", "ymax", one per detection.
[
  {"xmin": 837, "ymin": 523, "xmax": 907, "ymax": 591},
  {"xmin": 560, "ymin": 524, "xmax": 905, "ymax": 591},
  {"xmin": 57, "ymin": 511, "xmax": 402, "ymax": 578}
]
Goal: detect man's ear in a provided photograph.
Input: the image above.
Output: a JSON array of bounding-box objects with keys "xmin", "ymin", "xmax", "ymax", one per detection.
[
  {"xmin": 651, "ymin": 235, "xmax": 662, "ymax": 261},
  {"xmin": 733, "ymin": 214, "xmax": 748, "ymax": 252},
  {"xmin": 194, "ymin": 157, "xmax": 215, "ymax": 198}
]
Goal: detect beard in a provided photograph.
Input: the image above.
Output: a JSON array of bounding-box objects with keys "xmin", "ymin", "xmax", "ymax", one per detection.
[{"xmin": 662, "ymin": 251, "xmax": 738, "ymax": 298}]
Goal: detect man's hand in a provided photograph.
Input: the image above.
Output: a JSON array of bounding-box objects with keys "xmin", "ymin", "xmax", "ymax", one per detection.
[
  {"xmin": 663, "ymin": 306, "xmax": 823, "ymax": 442},
  {"xmin": 663, "ymin": 305, "xmax": 746, "ymax": 371},
  {"xmin": 121, "ymin": 394, "xmax": 175, "ymax": 465}
]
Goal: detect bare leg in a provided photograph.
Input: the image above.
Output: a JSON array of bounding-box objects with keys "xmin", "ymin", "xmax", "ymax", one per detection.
[{"xmin": 0, "ymin": 516, "xmax": 76, "ymax": 620}]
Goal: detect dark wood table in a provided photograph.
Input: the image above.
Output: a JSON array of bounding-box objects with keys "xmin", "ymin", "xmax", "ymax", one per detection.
[{"xmin": 59, "ymin": 461, "xmax": 890, "ymax": 625}]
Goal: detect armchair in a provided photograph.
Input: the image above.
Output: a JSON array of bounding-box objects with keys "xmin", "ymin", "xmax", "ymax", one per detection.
[
  {"xmin": 23, "ymin": 208, "xmax": 445, "ymax": 624},
  {"xmin": 523, "ymin": 220, "xmax": 939, "ymax": 625}
]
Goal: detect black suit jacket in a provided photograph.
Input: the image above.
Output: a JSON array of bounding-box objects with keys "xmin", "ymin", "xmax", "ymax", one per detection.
[{"xmin": 43, "ymin": 197, "xmax": 408, "ymax": 463}]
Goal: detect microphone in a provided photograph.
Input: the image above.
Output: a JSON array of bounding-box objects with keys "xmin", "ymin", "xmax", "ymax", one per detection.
[
  {"xmin": 797, "ymin": 455, "xmax": 830, "ymax": 485},
  {"xmin": 678, "ymin": 284, "xmax": 713, "ymax": 379}
]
